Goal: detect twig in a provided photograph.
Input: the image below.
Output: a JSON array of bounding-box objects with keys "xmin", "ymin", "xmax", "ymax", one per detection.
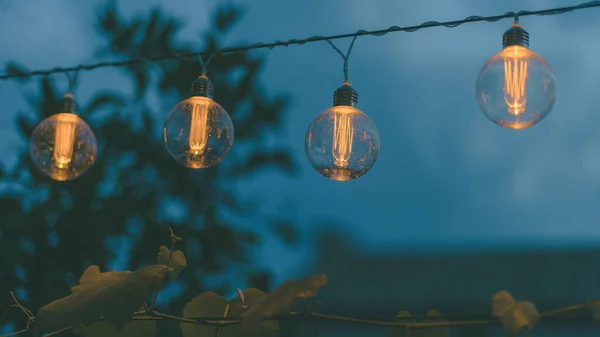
[
  {"xmin": 0, "ymin": 305, "xmax": 19, "ymax": 327},
  {"xmin": 541, "ymin": 304, "xmax": 586, "ymax": 317},
  {"xmin": 0, "ymin": 315, "xmax": 33, "ymax": 337},
  {"xmin": 0, "ymin": 327, "xmax": 29, "ymax": 337},
  {"xmin": 151, "ymin": 309, "xmax": 238, "ymax": 326},
  {"xmin": 9, "ymin": 292, "xmax": 34, "ymax": 320},
  {"xmin": 45, "ymin": 326, "xmax": 73, "ymax": 336}
]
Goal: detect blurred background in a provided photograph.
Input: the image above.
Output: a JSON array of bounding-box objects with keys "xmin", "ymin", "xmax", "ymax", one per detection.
[{"xmin": 1, "ymin": 0, "xmax": 600, "ymax": 336}]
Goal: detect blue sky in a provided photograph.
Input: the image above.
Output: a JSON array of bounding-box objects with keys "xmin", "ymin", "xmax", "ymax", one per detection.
[{"xmin": 1, "ymin": 0, "xmax": 600, "ymax": 285}]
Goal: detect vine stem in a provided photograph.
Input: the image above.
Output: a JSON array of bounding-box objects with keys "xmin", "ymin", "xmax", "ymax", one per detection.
[
  {"xmin": 44, "ymin": 326, "xmax": 73, "ymax": 336},
  {"xmin": 9, "ymin": 292, "xmax": 33, "ymax": 320},
  {"xmin": 0, "ymin": 328, "xmax": 28, "ymax": 337},
  {"xmin": 540, "ymin": 304, "xmax": 586, "ymax": 317},
  {"xmin": 0, "ymin": 299, "xmax": 594, "ymax": 337}
]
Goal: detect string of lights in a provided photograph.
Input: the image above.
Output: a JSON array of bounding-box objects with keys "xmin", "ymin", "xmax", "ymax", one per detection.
[
  {"xmin": 8, "ymin": 1, "xmax": 600, "ymax": 182},
  {"xmin": 0, "ymin": 1, "xmax": 598, "ymax": 80}
]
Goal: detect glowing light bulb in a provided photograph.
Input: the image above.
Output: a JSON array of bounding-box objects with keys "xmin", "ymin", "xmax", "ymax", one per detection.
[
  {"xmin": 163, "ymin": 75, "xmax": 234, "ymax": 169},
  {"xmin": 29, "ymin": 93, "xmax": 97, "ymax": 181},
  {"xmin": 476, "ymin": 22, "xmax": 556, "ymax": 130},
  {"xmin": 305, "ymin": 82, "xmax": 379, "ymax": 181}
]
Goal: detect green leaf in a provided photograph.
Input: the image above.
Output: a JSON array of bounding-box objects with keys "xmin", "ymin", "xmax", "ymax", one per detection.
[
  {"xmin": 16, "ymin": 115, "xmax": 34, "ymax": 137},
  {"xmin": 84, "ymin": 91, "xmax": 126, "ymax": 116},
  {"xmin": 96, "ymin": 0, "xmax": 120, "ymax": 34},
  {"xmin": 414, "ymin": 309, "xmax": 449, "ymax": 337},
  {"xmin": 70, "ymin": 265, "xmax": 132, "ymax": 293},
  {"xmin": 78, "ymin": 320, "xmax": 157, "ymax": 337},
  {"xmin": 271, "ymin": 221, "xmax": 298, "ymax": 245},
  {"xmin": 587, "ymin": 300, "xmax": 600, "ymax": 321},
  {"xmin": 34, "ymin": 264, "xmax": 170, "ymax": 336},
  {"xmin": 388, "ymin": 310, "xmax": 449, "ymax": 337},
  {"xmin": 4, "ymin": 61, "xmax": 30, "ymax": 83},
  {"xmin": 180, "ymin": 289, "xmax": 280, "ymax": 337},
  {"xmin": 492, "ymin": 291, "xmax": 516, "ymax": 317},
  {"xmin": 387, "ymin": 311, "xmax": 413, "ymax": 337},
  {"xmin": 214, "ymin": 5, "xmax": 245, "ymax": 32},
  {"xmin": 234, "ymin": 150, "xmax": 296, "ymax": 177},
  {"xmin": 223, "ymin": 288, "xmax": 278, "ymax": 337},
  {"xmin": 491, "ymin": 291, "xmax": 540, "ymax": 336},
  {"xmin": 156, "ymin": 245, "xmax": 187, "ymax": 281},
  {"xmin": 180, "ymin": 292, "xmax": 228, "ymax": 337},
  {"xmin": 293, "ymin": 274, "xmax": 328, "ymax": 298},
  {"xmin": 242, "ymin": 274, "xmax": 328, "ymax": 325},
  {"xmin": 396, "ymin": 310, "xmax": 413, "ymax": 319}
]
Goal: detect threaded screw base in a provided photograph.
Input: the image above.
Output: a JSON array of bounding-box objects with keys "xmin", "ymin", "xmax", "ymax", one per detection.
[
  {"xmin": 503, "ymin": 23, "xmax": 529, "ymax": 48},
  {"xmin": 191, "ymin": 75, "xmax": 215, "ymax": 99},
  {"xmin": 333, "ymin": 82, "xmax": 358, "ymax": 107},
  {"xmin": 62, "ymin": 93, "xmax": 79, "ymax": 114}
]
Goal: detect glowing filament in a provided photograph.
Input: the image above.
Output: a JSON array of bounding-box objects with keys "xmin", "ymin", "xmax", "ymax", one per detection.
[
  {"xmin": 332, "ymin": 107, "xmax": 354, "ymax": 168},
  {"xmin": 53, "ymin": 113, "xmax": 77, "ymax": 169},
  {"xmin": 189, "ymin": 102, "xmax": 210, "ymax": 155},
  {"xmin": 503, "ymin": 46, "xmax": 529, "ymax": 115}
]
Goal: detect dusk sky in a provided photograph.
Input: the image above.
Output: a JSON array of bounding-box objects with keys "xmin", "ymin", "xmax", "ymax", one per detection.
[{"xmin": 1, "ymin": 0, "xmax": 600, "ymax": 286}]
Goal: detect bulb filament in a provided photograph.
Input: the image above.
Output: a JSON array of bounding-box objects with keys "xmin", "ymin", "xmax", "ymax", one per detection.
[
  {"xmin": 332, "ymin": 107, "xmax": 354, "ymax": 168},
  {"xmin": 189, "ymin": 101, "xmax": 210, "ymax": 155},
  {"xmin": 53, "ymin": 113, "xmax": 78, "ymax": 169},
  {"xmin": 503, "ymin": 46, "xmax": 529, "ymax": 115}
]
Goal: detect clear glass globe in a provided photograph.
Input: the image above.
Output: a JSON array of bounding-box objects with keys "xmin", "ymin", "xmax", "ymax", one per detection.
[
  {"xmin": 29, "ymin": 113, "xmax": 97, "ymax": 181},
  {"xmin": 476, "ymin": 45, "xmax": 556, "ymax": 130},
  {"xmin": 305, "ymin": 105, "xmax": 380, "ymax": 181},
  {"xmin": 163, "ymin": 96, "xmax": 234, "ymax": 169}
]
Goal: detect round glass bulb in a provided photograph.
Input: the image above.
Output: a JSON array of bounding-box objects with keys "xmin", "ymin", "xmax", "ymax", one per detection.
[
  {"xmin": 305, "ymin": 105, "xmax": 380, "ymax": 181},
  {"xmin": 29, "ymin": 112, "xmax": 97, "ymax": 181},
  {"xmin": 476, "ymin": 45, "xmax": 556, "ymax": 130},
  {"xmin": 163, "ymin": 96, "xmax": 234, "ymax": 169}
]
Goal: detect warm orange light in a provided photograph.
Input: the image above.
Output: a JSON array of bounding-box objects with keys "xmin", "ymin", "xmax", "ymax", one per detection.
[
  {"xmin": 331, "ymin": 106, "xmax": 357, "ymax": 168},
  {"xmin": 52, "ymin": 113, "xmax": 78, "ymax": 169},
  {"xmin": 189, "ymin": 99, "xmax": 210, "ymax": 155},
  {"xmin": 502, "ymin": 46, "xmax": 531, "ymax": 116}
]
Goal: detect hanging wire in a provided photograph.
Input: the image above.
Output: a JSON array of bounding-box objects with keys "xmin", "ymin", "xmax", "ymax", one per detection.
[
  {"xmin": 198, "ymin": 52, "xmax": 217, "ymax": 76},
  {"xmin": 0, "ymin": 0, "xmax": 599, "ymax": 81},
  {"xmin": 65, "ymin": 69, "xmax": 80, "ymax": 93},
  {"xmin": 326, "ymin": 36, "xmax": 358, "ymax": 82}
]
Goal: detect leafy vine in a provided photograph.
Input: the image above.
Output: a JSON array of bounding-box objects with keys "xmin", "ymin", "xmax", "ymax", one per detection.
[{"xmin": 1, "ymin": 229, "xmax": 599, "ymax": 337}]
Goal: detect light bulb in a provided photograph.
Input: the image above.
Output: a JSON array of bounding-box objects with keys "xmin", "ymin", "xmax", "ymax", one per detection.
[
  {"xmin": 305, "ymin": 82, "xmax": 380, "ymax": 181},
  {"xmin": 29, "ymin": 93, "xmax": 97, "ymax": 181},
  {"xmin": 476, "ymin": 22, "xmax": 556, "ymax": 130},
  {"xmin": 163, "ymin": 75, "xmax": 234, "ymax": 169}
]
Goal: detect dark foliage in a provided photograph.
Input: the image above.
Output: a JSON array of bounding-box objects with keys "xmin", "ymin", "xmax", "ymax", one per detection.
[{"xmin": 0, "ymin": 2, "xmax": 296, "ymax": 335}]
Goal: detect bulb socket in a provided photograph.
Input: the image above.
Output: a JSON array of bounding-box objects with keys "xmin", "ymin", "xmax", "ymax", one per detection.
[
  {"xmin": 61, "ymin": 93, "xmax": 79, "ymax": 114},
  {"xmin": 502, "ymin": 24, "xmax": 529, "ymax": 48},
  {"xmin": 333, "ymin": 82, "xmax": 358, "ymax": 107},
  {"xmin": 191, "ymin": 75, "xmax": 215, "ymax": 99}
]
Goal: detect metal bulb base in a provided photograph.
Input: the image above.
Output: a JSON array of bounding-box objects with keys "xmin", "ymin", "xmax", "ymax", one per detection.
[
  {"xmin": 191, "ymin": 75, "xmax": 215, "ymax": 99},
  {"xmin": 503, "ymin": 23, "xmax": 529, "ymax": 48},
  {"xmin": 61, "ymin": 93, "xmax": 79, "ymax": 114},
  {"xmin": 333, "ymin": 82, "xmax": 358, "ymax": 107}
]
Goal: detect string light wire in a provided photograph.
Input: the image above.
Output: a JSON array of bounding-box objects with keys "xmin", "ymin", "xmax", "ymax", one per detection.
[
  {"xmin": 326, "ymin": 36, "xmax": 358, "ymax": 82},
  {"xmin": 0, "ymin": 1, "xmax": 599, "ymax": 81}
]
